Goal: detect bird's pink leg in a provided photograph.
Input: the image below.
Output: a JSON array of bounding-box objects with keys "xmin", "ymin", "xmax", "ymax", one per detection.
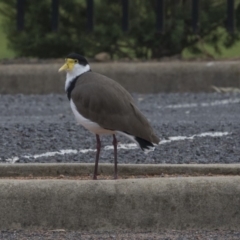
[
  {"xmin": 94, "ymin": 134, "xmax": 101, "ymax": 180},
  {"xmin": 113, "ymin": 134, "xmax": 118, "ymax": 179}
]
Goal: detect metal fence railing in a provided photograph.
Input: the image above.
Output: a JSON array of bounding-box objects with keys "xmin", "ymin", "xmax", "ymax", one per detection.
[{"xmin": 16, "ymin": 0, "xmax": 235, "ymax": 33}]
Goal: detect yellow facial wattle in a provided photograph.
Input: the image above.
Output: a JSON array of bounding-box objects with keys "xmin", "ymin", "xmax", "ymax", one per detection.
[{"xmin": 58, "ymin": 58, "xmax": 78, "ymax": 72}]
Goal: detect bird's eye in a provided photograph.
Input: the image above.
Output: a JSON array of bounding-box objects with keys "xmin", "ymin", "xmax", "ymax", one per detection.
[{"xmin": 74, "ymin": 59, "xmax": 78, "ymax": 63}]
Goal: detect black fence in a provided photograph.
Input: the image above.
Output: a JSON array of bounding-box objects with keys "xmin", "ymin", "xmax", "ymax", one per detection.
[{"xmin": 16, "ymin": 0, "xmax": 235, "ymax": 33}]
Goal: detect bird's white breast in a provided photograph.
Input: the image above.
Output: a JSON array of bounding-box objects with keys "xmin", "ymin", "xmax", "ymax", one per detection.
[
  {"xmin": 70, "ymin": 100, "xmax": 114, "ymax": 135},
  {"xmin": 65, "ymin": 64, "xmax": 90, "ymax": 92}
]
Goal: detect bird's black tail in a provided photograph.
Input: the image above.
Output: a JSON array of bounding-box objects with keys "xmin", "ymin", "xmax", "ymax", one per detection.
[{"xmin": 134, "ymin": 137, "xmax": 155, "ymax": 152}]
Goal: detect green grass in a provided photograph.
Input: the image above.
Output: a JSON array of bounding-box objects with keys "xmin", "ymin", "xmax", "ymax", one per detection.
[
  {"xmin": 0, "ymin": 11, "xmax": 16, "ymax": 59},
  {"xmin": 182, "ymin": 41, "xmax": 240, "ymax": 60},
  {"xmin": 0, "ymin": 31, "xmax": 15, "ymax": 59}
]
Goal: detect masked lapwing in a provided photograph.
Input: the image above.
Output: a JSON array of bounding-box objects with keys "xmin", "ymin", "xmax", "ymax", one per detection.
[{"xmin": 59, "ymin": 53, "xmax": 160, "ymax": 180}]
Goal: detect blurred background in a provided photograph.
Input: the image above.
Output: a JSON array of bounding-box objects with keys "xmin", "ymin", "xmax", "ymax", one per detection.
[{"xmin": 0, "ymin": 0, "xmax": 240, "ymax": 61}]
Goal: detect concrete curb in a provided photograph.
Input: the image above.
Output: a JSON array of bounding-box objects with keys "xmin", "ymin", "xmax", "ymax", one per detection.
[
  {"xmin": 1, "ymin": 163, "xmax": 240, "ymax": 177},
  {"xmin": 0, "ymin": 164, "xmax": 240, "ymax": 231},
  {"xmin": 0, "ymin": 61, "xmax": 240, "ymax": 94}
]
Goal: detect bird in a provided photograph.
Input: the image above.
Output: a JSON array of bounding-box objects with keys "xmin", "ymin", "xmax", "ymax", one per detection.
[{"xmin": 59, "ymin": 53, "xmax": 160, "ymax": 180}]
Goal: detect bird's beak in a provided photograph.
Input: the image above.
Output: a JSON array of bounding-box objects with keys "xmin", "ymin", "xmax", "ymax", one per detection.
[
  {"xmin": 58, "ymin": 59, "xmax": 75, "ymax": 72},
  {"xmin": 58, "ymin": 63, "xmax": 68, "ymax": 72}
]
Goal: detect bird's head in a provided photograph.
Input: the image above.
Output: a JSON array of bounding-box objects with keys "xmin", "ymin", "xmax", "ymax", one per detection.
[{"xmin": 58, "ymin": 53, "xmax": 90, "ymax": 75}]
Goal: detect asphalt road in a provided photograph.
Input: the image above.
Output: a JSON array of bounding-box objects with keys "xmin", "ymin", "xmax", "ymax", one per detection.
[{"xmin": 0, "ymin": 92, "xmax": 239, "ymax": 164}]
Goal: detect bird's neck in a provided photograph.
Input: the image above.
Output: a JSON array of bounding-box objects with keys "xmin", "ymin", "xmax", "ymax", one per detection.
[{"xmin": 65, "ymin": 64, "xmax": 90, "ymax": 99}]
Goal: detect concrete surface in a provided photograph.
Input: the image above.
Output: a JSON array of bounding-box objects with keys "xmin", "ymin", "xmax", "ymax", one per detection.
[
  {"xmin": 1, "ymin": 163, "xmax": 240, "ymax": 177},
  {"xmin": 2, "ymin": 229, "xmax": 240, "ymax": 240},
  {"xmin": 0, "ymin": 175, "xmax": 240, "ymax": 231},
  {"xmin": 0, "ymin": 164, "xmax": 240, "ymax": 231},
  {"xmin": 0, "ymin": 61, "xmax": 240, "ymax": 94}
]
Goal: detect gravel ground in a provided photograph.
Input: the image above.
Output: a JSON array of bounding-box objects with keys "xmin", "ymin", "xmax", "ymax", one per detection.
[
  {"xmin": 0, "ymin": 92, "xmax": 239, "ymax": 164},
  {"xmin": 1, "ymin": 229, "xmax": 240, "ymax": 240}
]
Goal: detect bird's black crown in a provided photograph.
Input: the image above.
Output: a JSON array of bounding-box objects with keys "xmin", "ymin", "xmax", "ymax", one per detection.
[{"xmin": 66, "ymin": 53, "xmax": 89, "ymax": 66}]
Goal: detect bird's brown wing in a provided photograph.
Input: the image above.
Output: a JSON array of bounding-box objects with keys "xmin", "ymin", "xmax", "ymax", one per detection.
[{"xmin": 71, "ymin": 72, "xmax": 159, "ymax": 143}]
